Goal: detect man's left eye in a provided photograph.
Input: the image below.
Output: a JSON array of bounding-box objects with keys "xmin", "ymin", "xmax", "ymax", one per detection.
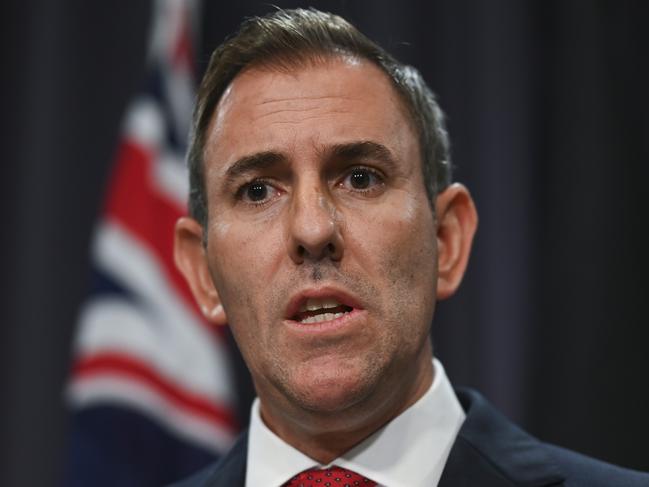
[
  {"xmin": 246, "ymin": 182, "xmax": 269, "ymax": 201},
  {"xmin": 342, "ymin": 167, "xmax": 383, "ymax": 191}
]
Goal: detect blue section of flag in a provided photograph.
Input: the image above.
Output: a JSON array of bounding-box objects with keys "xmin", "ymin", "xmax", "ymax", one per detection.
[
  {"xmin": 64, "ymin": 406, "xmax": 218, "ymax": 487},
  {"xmin": 143, "ymin": 65, "xmax": 185, "ymax": 151},
  {"xmin": 89, "ymin": 267, "xmax": 131, "ymax": 299}
]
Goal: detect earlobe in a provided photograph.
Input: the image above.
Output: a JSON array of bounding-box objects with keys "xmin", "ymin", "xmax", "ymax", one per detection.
[
  {"xmin": 434, "ymin": 183, "xmax": 478, "ymax": 300},
  {"xmin": 198, "ymin": 302, "xmax": 227, "ymax": 325},
  {"xmin": 174, "ymin": 216, "xmax": 228, "ymax": 326}
]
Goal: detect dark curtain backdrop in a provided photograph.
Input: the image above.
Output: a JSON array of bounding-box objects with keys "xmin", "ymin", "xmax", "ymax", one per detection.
[{"xmin": 2, "ymin": 1, "xmax": 648, "ymax": 486}]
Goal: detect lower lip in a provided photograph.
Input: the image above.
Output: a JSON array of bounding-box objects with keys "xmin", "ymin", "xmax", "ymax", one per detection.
[{"xmin": 283, "ymin": 308, "xmax": 365, "ymax": 334}]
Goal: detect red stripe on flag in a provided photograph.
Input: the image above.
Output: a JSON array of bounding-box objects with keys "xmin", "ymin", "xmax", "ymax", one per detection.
[
  {"xmin": 172, "ymin": 8, "xmax": 193, "ymax": 70},
  {"xmin": 73, "ymin": 352, "xmax": 238, "ymax": 431},
  {"xmin": 103, "ymin": 140, "xmax": 224, "ymax": 336}
]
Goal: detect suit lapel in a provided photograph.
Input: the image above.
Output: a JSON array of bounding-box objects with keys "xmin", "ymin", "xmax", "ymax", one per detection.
[
  {"xmin": 439, "ymin": 389, "xmax": 564, "ymax": 487},
  {"xmin": 204, "ymin": 431, "xmax": 248, "ymax": 487}
]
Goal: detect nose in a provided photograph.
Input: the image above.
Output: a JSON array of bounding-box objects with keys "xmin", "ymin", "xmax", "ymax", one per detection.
[{"xmin": 287, "ymin": 184, "xmax": 343, "ymax": 264}]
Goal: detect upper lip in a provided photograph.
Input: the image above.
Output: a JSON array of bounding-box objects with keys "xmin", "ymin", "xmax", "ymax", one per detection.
[{"xmin": 284, "ymin": 286, "xmax": 364, "ymax": 321}]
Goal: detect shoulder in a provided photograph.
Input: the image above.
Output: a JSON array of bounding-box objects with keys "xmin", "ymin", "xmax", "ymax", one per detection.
[
  {"xmin": 447, "ymin": 388, "xmax": 649, "ymax": 487},
  {"xmin": 168, "ymin": 431, "xmax": 249, "ymax": 487},
  {"xmin": 544, "ymin": 443, "xmax": 649, "ymax": 487}
]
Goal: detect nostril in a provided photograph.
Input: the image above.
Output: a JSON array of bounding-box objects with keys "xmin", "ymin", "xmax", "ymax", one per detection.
[{"xmin": 292, "ymin": 241, "xmax": 340, "ymax": 262}]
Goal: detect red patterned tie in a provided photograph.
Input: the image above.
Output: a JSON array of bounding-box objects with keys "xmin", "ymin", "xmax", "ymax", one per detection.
[{"xmin": 282, "ymin": 466, "xmax": 377, "ymax": 487}]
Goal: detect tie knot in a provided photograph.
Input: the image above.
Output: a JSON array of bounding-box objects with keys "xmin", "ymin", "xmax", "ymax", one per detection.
[{"xmin": 282, "ymin": 465, "xmax": 377, "ymax": 487}]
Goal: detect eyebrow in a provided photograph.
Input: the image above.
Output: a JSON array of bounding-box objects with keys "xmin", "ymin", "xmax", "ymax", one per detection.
[
  {"xmin": 328, "ymin": 141, "xmax": 398, "ymax": 170},
  {"xmin": 224, "ymin": 151, "xmax": 285, "ymax": 182}
]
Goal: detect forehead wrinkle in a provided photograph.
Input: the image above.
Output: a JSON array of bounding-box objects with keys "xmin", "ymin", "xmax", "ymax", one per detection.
[
  {"xmin": 257, "ymin": 110, "xmax": 352, "ymax": 125},
  {"xmin": 257, "ymin": 94, "xmax": 355, "ymax": 106},
  {"xmin": 251, "ymin": 101, "xmax": 354, "ymax": 123}
]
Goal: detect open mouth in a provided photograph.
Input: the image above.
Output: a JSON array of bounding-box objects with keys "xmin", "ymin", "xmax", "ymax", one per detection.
[{"xmin": 291, "ymin": 297, "xmax": 354, "ymax": 324}]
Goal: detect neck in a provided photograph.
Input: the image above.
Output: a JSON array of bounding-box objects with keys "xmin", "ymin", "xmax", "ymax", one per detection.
[{"xmin": 259, "ymin": 349, "xmax": 434, "ymax": 464}]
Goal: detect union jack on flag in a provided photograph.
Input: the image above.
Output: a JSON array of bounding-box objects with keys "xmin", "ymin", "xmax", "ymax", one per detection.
[{"xmin": 65, "ymin": 1, "xmax": 238, "ymax": 485}]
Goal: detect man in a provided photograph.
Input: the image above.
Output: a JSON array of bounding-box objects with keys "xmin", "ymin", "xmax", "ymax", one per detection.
[{"xmin": 172, "ymin": 8, "xmax": 649, "ymax": 487}]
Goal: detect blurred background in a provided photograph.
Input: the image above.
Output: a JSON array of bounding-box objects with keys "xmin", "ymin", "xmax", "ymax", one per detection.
[{"xmin": 2, "ymin": 1, "xmax": 648, "ymax": 486}]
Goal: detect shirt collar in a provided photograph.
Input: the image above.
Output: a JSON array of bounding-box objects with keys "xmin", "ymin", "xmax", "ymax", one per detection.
[{"xmin": 245, "ymin": 359, "xmax": 465, "ymax": 487}]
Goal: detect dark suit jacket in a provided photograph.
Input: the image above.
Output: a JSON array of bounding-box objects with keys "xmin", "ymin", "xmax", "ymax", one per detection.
[{"xmin": 172, "ymin": 388, "xmax": 649, "ymax": 486}]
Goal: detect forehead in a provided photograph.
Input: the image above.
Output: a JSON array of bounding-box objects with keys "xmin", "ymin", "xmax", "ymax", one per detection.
[{"xmin": 204, "ymin": 56, "xmax": 418, "ymax": 172}]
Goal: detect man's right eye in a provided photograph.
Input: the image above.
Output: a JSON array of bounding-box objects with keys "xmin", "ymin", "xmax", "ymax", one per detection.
[{"xmin": 237, "ymin": 180, "xmax": 279, "ymax": 205}]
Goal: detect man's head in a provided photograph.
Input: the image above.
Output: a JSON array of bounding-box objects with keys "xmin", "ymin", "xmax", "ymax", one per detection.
[
  {"xmin": 187, "ymin": 8, "xmax": 452, "ymax": 229},
  {"xmin": 175, "ymin": 8, "xmax": 477, "ymax": 459}
]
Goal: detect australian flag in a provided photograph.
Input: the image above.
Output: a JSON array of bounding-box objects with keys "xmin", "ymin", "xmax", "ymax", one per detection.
[{"xmin": 65, "ymin": 1, "xmax": 238, "ymax": 485}]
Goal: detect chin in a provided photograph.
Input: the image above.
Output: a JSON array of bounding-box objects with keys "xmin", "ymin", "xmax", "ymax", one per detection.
[{"xmin": 286, "ymin": 358, "xmax": 381, "ymax": 414}]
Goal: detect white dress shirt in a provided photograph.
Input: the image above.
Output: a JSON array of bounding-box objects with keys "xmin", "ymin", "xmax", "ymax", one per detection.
[{"xmin": 245, "ymin": 359, "xmax": 465, "ymax": 487}]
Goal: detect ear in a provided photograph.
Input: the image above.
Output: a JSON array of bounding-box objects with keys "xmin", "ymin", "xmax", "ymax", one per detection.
[
  {"xmin": 434, "ymin": 183, "xmax": 478, "ymax": 300},
  {"xmin": 174, "ymin": 216, "xmax": 227, "ymax": 326}
]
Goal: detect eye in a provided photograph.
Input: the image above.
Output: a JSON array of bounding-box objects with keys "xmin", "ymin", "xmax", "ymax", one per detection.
[
  {"xmin": 246, "ymin": 181, "xmax": 268, "ymax": 201},
  {"xmin": 237, "ymin": 180, "xmax": 279, "ymax": 205},
  {"xmin": 341, "ymin": 167, "xmax": 384, "ymax": 193}
]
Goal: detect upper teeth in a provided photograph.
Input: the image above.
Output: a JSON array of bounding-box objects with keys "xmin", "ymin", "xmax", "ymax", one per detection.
[{"xmin": 299, "ymin": 297, "xmax": 341, "ymax": 313}]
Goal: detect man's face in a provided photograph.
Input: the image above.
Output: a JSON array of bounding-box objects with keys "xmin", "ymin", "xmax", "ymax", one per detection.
[{"xmin": 201, "ymin": 57, "xmax": 438, "ymax": 418}]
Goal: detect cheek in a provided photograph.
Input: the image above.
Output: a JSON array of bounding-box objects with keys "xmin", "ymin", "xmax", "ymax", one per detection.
[
  {"xmin": 386, "ymin": 221, "xmax": 436, "ymax": 301},
  {"xmin": 350, "ymin": 196, "xmax": 437, "ymax": 327},
  {"xmin": 206, "ymin": 231, "xmax": 259, "ymax": 317},
  {"xmin": 209, "ymin": 215, "xmax": 283, "ymax": 279},
  {"xmin": 206, "ymin": 219, "xmax": 287, "ymax": 326},
  {"xmin": 354, "ymin": 196, "xmax": 436, "ymax": 278}
]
